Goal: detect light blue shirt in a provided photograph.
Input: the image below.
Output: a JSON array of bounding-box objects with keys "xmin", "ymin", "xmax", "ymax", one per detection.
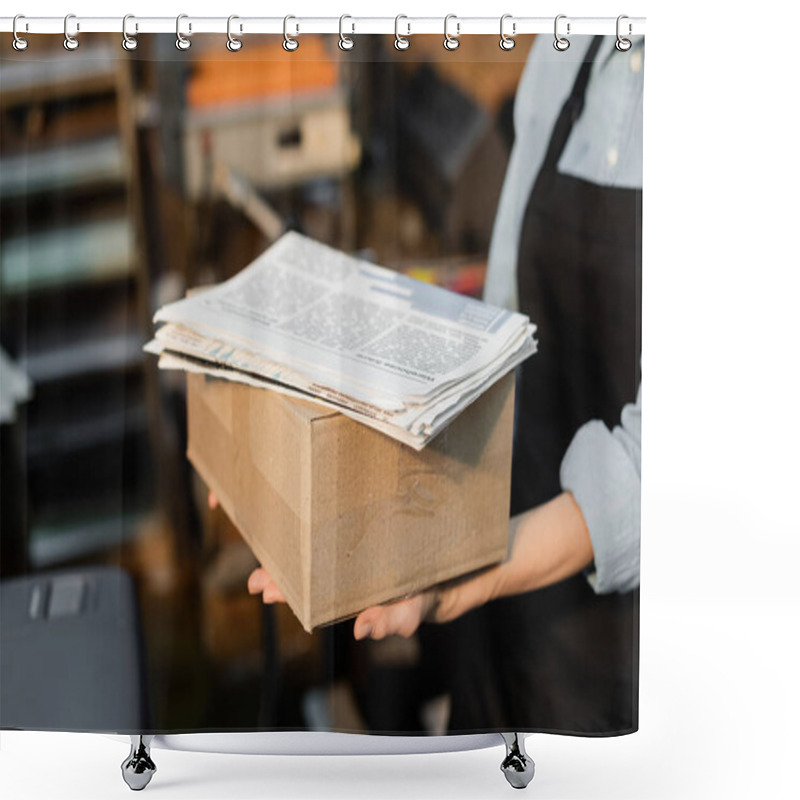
[{"xmin": 484, "ymin": 34, "xmax": 644, "ymax": 594}]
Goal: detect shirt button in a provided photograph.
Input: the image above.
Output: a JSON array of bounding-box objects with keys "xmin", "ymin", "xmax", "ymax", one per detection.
[
  {"xmin": 607, "ymin": 147, "xmax": 619, "ymax": 167},
  {"xmin": 630, "ymin": 49, "xmax": 642, "ymax": 73}
]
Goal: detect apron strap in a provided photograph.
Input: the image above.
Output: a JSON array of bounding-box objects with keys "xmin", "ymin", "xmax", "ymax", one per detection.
[{"xmin": 539, "ymin": 35, "xmax": 605, "ymax": 176}]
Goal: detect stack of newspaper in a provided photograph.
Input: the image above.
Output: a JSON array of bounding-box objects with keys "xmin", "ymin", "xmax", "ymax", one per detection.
[{"xmin": 146, "ymin": 232, "xmax": 537, "ymax": 450}]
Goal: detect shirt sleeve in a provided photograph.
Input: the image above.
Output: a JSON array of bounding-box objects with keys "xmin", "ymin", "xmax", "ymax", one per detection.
[{"xmin": 559, "ymin": 384, "xmax": 641, "ymax": 594}]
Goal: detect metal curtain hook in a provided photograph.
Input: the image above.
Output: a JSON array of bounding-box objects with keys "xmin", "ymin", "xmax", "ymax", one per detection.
[
  {"xmin": 175, "ymin": 14, "xmax": 191, "ymax": 50},
  {"xmin": 227, "ymin": 15, "xmax": 243, "ymax": 51},
  {"xmin": 394, "ymin": 14, "xmax": 410, "ymax": 51},
  {"xmin": 444, "ymin": 14, "xmax": 460, "ymax": 51},
  {"xmin": 64, "ymin": 13, "xmax": 79, "ymax": 51},
  {"xmin": 553, "ymin": 14, "xmax": 570, "ymax": 51},
  {"xmin": 12, "ymin": 14, "xmax": 28, "ymax": 51},
  {"xmin": 339, "ymin": 14, "xmax": 355, "ymax": 51},
  {"xmin": 283, "ymin": 15, "xmax": 299, "ymax": 51},
  {"xmin": 122, "ymin": 14, "xmax": 138, "ymax": 51},
  {"xmin": 499, "ymin": 14, "xmax": 516, "ymax": 50},
  {"xmin": 616, "ymin": 14, "xmax": 632, "ymax": 51}
]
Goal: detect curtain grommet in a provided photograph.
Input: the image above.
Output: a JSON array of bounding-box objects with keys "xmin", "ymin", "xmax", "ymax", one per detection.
[
  {"xmin": 63, "ymin": 13, "xmax": 79, "ymax": 51},
  {"xmin": 12, "ymin": 14, "xmax": 29, "ymax": 51},
  {"xmin": 616, "ymin": 15, "xmax": 632, "ymax": 51},
  {"xmin": 338, "ymin": 14, "xmax": 355, "ymax": 51},
  {"xmin": 175, "ymin": 14, "xmax": 191, "ymax": 51},
  {"xmin": 554, "ymin": 14, "xmax": 570, "ymax": 51},
  {"xmin": 443, "ymin": 14, "xmax": 460, "ymax": 51},
  {"xmin": 227, "ymin": 15, "xmax": 243, "ymax": 51},
  {"xmin": 394, "ymin": 14, "xmax": 410, "ymax": 51},
  {"xmin": 499, "ymin": 14, "xmax": 516, "ymax": 51},
  {"xmin": 122, "ymin": 14, "xmax": 138, "ymax": 51},
  {"xmin": 283, "ymin": 15, "xmax": 299, "ymax": 52}
]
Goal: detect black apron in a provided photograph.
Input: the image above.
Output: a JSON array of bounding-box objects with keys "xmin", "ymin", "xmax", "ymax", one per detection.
[{"xmin": 448, "ymin": 36, "xmax": 641, "ymax": 735}]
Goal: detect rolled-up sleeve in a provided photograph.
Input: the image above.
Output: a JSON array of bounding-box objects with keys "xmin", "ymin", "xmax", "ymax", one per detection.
[{"xmin": 559, "ymin": 384, "xmax": 641, "ymax": 594}]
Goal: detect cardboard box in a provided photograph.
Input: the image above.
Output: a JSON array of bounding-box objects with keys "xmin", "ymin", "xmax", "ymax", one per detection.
[{"xmin": 186, "ymin": 372, "xmax": 514, "ymax": 632}]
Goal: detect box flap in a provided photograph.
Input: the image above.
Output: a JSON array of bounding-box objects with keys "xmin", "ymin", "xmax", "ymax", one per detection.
[{"xmin": 280, "ymin": 393, "xmax": 340, "ymax": 423}]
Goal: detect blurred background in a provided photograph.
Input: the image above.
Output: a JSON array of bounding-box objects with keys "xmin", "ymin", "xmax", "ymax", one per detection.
[{"xmin": 0, "ymin": 32, "xmax": 531, "ymax": 735}]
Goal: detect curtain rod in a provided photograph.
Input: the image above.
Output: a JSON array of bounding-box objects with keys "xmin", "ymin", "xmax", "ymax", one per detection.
[{"xmin": 0, "ymin": 16, "xmax": 646, "ymax": 37}]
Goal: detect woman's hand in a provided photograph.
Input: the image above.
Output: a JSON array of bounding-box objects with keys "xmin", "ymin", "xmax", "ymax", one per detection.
[
  {"xmin": 246, "ymin": 565, "xmax": 286, "ymax": 604},
  {"xmin": 208, "ymin": 490, "xmax": 595, "ymax": 640},
  {"xmin": 351, "ymin": 591, "xmax": 438, "ymax": 641},
  {"xmin": 246, "ymin": 562, "xmax": 436, "ymax": 641},
  {"xmin": 210, "ymin": 489, "xmax": 434, "ymax": 639}
]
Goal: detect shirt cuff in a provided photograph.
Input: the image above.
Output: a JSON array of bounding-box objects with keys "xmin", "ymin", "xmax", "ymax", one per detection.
[{"xmin": 560, "ymin": 420, "xmax": 640, "ymax": 594}]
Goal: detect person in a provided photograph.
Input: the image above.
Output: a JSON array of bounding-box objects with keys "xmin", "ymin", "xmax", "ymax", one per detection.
[{"xmin": 219, "ymin": 31, "xmax": 644, "ymax": 733}]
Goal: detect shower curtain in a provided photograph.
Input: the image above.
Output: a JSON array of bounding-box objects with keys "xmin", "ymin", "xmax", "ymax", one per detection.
[{"xmin": 0, "ymin": 25, "xmax": 642, "ymax": 744}]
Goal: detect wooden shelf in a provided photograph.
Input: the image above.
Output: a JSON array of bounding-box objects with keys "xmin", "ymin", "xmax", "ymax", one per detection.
[
  {"xmin": 0, "ymin": 41, "xmax": 165, "ymax": 572},
  {"xmin": 28, "ymin": 509, "xmax": 151, "ymax": 569},
  {"xmin": 0, "ymin": 45, "xmax": 118, "ymax": 110},
  {"xmin": 19, "ymin": 330, "xmax": 145, "ymax": 384},
  {"xmin": 26, "ymin": 403, "xmax": 149, "ymax": 460},
  {"xmin": 0, "ymin": 137, "xmax": 125, "ymax": 200},
  {"xmin": 1, "ymin": 217, "xmax": 135, "ymax": 295}
]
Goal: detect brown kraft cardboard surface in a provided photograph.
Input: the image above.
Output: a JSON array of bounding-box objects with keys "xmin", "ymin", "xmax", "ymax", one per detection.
[{"xmin": 187, "ymin": 372, "xmax": 515, "ymax": 632}]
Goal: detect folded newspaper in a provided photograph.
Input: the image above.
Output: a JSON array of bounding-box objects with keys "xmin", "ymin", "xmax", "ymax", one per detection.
[{"xmin": 146, "ymin": 232, "xmax": 537, "ymax": 449}]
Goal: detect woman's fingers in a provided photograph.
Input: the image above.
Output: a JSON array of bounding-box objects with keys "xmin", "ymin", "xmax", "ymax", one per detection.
[
  {"xmin": 247, "ymin": 567, "xmax": 285, "ymax": 604},
  {"xmin": 261, "ymin": 582, "xmax": 285, "ymax": 603},
  {"xmin": 208, "ymin": 491, "xmax": 219, "ymax": 510},
  {"xmin": 353, "ymin": 594, "xmax": 429, "ymax": 641},
  {"xmin": 247, "ymin": 567, "xmax": 268, "ymax": 594}
]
